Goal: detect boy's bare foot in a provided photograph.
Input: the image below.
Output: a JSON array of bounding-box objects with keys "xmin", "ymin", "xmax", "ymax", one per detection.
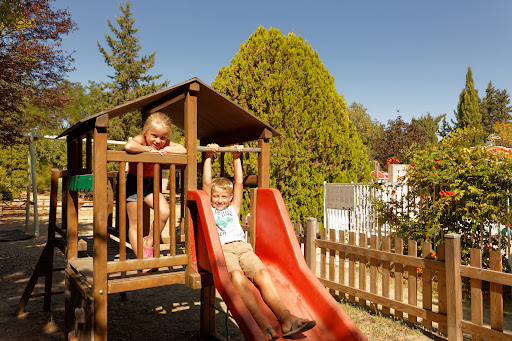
[{"xmin": 278, "ymin": 309, "xmax": 316, "ymax": 338}]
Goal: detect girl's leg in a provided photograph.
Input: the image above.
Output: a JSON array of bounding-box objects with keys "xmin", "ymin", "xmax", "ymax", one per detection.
[
  {"xmin": 253, "ymin": 269, "xmax": 313, "ymax": 334},
  {"xmin": 142, "ymin": 192, "xmax": 170, "ymax": 248},
  {"xmin": 230, "ymin": 270, "xmax": 278, "ymax": 340},
  {"xmin": 126, "ymin": 201, "xmax": 139, "ymax": 255}
]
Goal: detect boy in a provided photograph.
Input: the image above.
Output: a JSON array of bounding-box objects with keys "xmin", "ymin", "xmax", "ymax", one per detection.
[{"xmin": 202, "ymin": 143, "xmax": 316, "ymax": 340}]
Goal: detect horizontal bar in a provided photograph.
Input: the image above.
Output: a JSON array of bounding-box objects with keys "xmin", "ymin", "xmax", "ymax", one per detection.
[
  {"xmin": 461, "ymin": 320, "xmax": 512, "ymax": 341},
  {"xmin": 108, "ymin": 272, "xmax": 186, "ymax": 294},
  {"xmin": 197, "ymin": 146, "xmax": 261, "ymax": 153}
]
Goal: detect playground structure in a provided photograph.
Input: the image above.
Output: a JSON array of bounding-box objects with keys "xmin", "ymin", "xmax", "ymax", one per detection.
[{"xmin": 16, "ymin": 77, "xmax": 366, "ymax": 340}]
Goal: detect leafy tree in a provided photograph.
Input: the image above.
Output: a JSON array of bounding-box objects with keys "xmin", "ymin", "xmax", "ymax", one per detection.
[
  {"xmin": 414, "ymin": 113, "xmax": 443, "ymax": 146},
  {"xmin": 376, "ymin": 127, "xmax": 510, "ymax": 267},
  {"xmin": 212, "ymin": 27, "xmax": 370, "ymax": 223},
  {"xmin": 455, "ymin": 66, "xmax": 482, "ymax": 130},
  {"xmin": 480, "ymin": 81, "xmax": 512, "ymax": 135},
  {"xmin": 0, "ymin": 0, "xmax": 77, "ymax": 135},
  {"xmin": 89, "ymin": 1, "xmax": 168, "ymax": 142},
  {"xmin": 347, "ymin": 102, "xmax": 384, "ymax": 160},
  {"xmin": 372, "ymin": 116, "xmax": 428, "ymax": 169}
]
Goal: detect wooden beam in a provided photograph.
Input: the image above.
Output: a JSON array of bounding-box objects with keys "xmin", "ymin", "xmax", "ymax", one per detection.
[{"xmin": 258, "ymin": 138, "xmax": 270, "ymax": 188}]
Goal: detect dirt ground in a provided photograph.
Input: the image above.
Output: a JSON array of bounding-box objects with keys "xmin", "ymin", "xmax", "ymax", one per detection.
[{"xmin": 0, "ymin": 206, "xmax": 245, "ymax": 341}]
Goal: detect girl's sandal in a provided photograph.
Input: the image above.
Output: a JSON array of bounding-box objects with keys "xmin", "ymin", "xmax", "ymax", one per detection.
[{"xmin": 262, "ymin": 327, "xmax": 279, "ymax": 341}]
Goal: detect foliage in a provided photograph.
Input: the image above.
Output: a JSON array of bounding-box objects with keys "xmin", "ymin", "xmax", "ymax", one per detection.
[
  {"xmin": 372, "ymin": 116, "xmax": 428, "ymax": 170},
  {"xmin": 494, "ymin": 122, "xmax": 512, "ymax": 148},
  {"xmin": 480, "ymin": 81, "xmax": 512, "ymax": 135},
  {"xmin": 455, "ymin": 66, "xmax": 482, "ymax": 131},
  {"xmin": 375, "ymin": 127, "xmax": 512, "ymax": 265},
  {"xmin": 212, "ymin": 26, "xmax": 370, "ymax": 223},
  {"xmin": 89, "ymin": 1, "xmax": 169, "ymax": 142},
  {"xmin": 414, "ymin": 113, "xmax": 443, "ymax": 146},
  {"xmin": 0, "ymin": 0, "xmax": 77, "ymax": 135},
  {"xmin": 347, "ymin": 102, "xmax": 384, "ymax": 161}
]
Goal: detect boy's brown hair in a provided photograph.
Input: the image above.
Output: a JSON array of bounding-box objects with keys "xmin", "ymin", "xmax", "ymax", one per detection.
[{"xmin": 212, "ymin": 177, "xmax": 233, "ymax": 194}]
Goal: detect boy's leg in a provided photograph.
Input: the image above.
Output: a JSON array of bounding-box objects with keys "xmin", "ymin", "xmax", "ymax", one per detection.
[
  {"xmin": 230, "ymin": 270, "xmax": 278, "ymax": 340},
  {"xmin": 253, "ymin": 269, "xmax": 314, "ymax": 335}
]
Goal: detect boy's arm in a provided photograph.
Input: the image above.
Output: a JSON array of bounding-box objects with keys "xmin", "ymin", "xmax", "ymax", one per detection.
[
  {"xmin": 202, "ymin": 144, "xmax": 218, "ymax": 199},
  {"xmin": 231, "ymin": 145, "xmax": 244, "ymax": 216}
]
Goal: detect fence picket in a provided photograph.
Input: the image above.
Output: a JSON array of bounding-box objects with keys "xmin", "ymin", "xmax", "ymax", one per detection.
[
  {"xmin": 321, "ymin": 224, "xmax": 327, "ymax": 279},
  {"xmin": 422, "ymin": 241, "xmax": 433, "ymax": 329},
  {"xmin": 329, "ymin": 229, "xmax": 336, "ymax": 296},
  {"xmin": 370, "ymin": 235, "xmax": 378, "ymax": 311},
  {"xmin": 490, "ymin": 250, "xmax": 504, "ymax": 332},
  {"xmin": 359, "ymin": 232, "xmax": 367, "ymax": 307},
  {"xmin": 382, "ymin": 235, "xmax": 391, "ymax": 315},
  {"xmin": 339, "ymin": 230, "xmax": 346, "ymax": 300},
  {"xmin": 437, "ymin": 244, "xmax": 447, "ymax": 334},
  {"xmin": 408, "ymin": 239, "xmax": 418, "ymax": 324},
  {"xmin": 349, "ymin": 232, "xmax": 356, "ymax": 303},
  {"xmin": 394, "ymin": 237, "xmax": 404, "ymax": 319},
  {"xmin": 470, "ymin": 248, "xmax": 483, "ymax": 341}
]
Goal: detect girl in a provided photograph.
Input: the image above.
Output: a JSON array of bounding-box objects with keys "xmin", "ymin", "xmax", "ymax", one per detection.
[{"xmin": 124, "ymin": 112, "xmax": 186, "ymax": 259}]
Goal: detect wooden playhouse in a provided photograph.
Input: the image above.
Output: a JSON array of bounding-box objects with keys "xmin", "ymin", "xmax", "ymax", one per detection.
[{"xmin": 17, "ymin": 78, "xmax": 280, "ymax": 340}]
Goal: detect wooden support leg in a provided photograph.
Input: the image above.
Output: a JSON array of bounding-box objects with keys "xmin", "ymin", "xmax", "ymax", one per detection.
[{"xmin": 200, "ymin": 284, "xmax": 216, "ymax": 339}]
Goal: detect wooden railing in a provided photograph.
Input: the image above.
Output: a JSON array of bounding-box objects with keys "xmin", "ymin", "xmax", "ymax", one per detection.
[{"xmin": 298, "ymin": 218, "xmax": 512, "ymax": 341}]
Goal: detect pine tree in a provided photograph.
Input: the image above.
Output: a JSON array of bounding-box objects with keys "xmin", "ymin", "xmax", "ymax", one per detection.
[
  {"xmin": 480, "ymin": 81, "xmax": 512, "ymax": 135},
  {"xmin": 89, "ymin": 1, "xmax": 168, "ymax": 141},
  {"xmin": 455, "ymin": 66, "xmax": 482, "ymax": 130},
  {"xmin": 212, "ymin": 27, "xmax": 370, "ymax": 223}
]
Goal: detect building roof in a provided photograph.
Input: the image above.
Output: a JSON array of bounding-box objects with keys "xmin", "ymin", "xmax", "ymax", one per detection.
[{"xmin": 58, "ymin": 77, "xmax": 280, "ymax": 146}]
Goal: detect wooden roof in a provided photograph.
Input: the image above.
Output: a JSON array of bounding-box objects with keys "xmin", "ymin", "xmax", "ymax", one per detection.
[{"xmin": 58, "ymin": 77, "xmax": 280, "ymax": 146}]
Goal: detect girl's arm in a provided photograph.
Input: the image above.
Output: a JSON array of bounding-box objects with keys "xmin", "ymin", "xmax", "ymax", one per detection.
[
  {"xmin": 231, "ymin": 145, "xmax": 244, "ymax": 216},
  {"xmin": 202, "ymin": 143, "xmax": 219, "ymax": 199},
  {"xmin": 124, "ymin": 135, "xmax": 150, "ymax": 153},
  {"xmin": 162, "ymin": 141, "xmax": 186, "ymax": 154}
]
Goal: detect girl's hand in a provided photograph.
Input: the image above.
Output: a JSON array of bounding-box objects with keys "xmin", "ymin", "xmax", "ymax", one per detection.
[{"xmin": 147, "ymin": 145, "xmax": 165, "ymax": 155}]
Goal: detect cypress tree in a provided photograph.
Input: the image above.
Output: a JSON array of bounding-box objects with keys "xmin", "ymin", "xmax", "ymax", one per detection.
[
  {"xmin": 90, "ymin": 1, "xmax": 168, "ymax": 141},
  {"xmin": 480, "ymin": 81, "xmax": 512, "ymax": 135},
  {"xmin": 456, "ymin": 66, "xmax": 482, "ymax": 130},
  {"xmin": 212, "ymin": 27, "xmax": 370, "ymax": 223}
]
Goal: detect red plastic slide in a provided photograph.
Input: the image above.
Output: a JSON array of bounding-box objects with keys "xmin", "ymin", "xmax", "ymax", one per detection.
[{"xmin": 187, "ymin": 188, "xmax": 367, "ymax": 340}]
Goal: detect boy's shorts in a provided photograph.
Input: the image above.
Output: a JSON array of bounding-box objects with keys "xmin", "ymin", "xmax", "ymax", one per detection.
[
  {"xmin": 221, "ymin": 241, "xmax": 266, "ymax": 281},
  {"xmin": 126, "ymin": 172, "xmax": 154, "ymax": 202}
]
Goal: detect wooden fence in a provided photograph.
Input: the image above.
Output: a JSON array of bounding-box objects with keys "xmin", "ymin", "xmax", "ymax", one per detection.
[{"xmin": 298, "ymin": 218, "xmax": 512, "ymax": 341}]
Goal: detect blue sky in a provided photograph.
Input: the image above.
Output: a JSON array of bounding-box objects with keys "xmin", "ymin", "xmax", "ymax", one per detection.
[{"xmin": 54, "ymin": 0, "xmax": 512, "ymax": 124}]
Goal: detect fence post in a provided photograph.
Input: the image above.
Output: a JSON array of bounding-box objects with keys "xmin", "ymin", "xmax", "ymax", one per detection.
[
  {"xmin": 305, "ymin": 217, "xmax": 317, "ymax": 275},
  {"xmin": 445, "ymin": 233, "xmax": 463, "ymax": 341}
]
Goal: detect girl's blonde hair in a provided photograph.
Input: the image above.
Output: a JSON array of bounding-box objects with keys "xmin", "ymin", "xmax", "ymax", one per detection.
[
  {"xmin": 212, "ymin": 177, "xmax": 234, "ymax": 194},
  {"xmin": 142, "ymin": 112, "xmax": 172, "ymax": 136}
]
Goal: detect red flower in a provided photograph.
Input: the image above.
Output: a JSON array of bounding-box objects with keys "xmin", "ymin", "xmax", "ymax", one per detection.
[
  {"xmin": 391, "ymin": 189, "xmax": 396, "ymax": 195},
  {"xmin": 411, "ymin": 164, "xmax": 416, "ymax": 168},
  {"xmin": 439, "ymin": 190, "xmax": 445, "ymax": 196},
  {"xmin": 446, "ymin": 191, "xmax": 454, "ymax": 196},
  {"xmin": 417, "ymin": 267, "xmax": 421, "ymax": 273},
  {"xmin": 484, "ymin": 245, "xmax": 493, "ymax": 250},
  {"xmin": 386, "ymin": 156, "xmax": 399, "ymax": 164}
]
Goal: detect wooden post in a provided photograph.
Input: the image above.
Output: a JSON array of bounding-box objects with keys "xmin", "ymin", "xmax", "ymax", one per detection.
[
  {"xmin": 320, "ymin": 225, "xmax": 327, "ymax": 279},
  {"xmin": 93, "ymin": 114, "xmax": 109, "ymax": 341},
  {"xmin": 119, "ymin": 163, "xmax": 127, "ymax": 261},
  {"xmin": 86, "ymin": 132, "xmax": 93, "ymax": 174},
  {"xmin": 257, "ymin": 136, "xmax": 270, "ymax": 188},
  {"xmin": 470, "ymin": 248, "xmax": 483, "ymax": 341},
  {"xmin": 66, "ymin": 138, "xmax": 79, "ymax": 259},
  {"xmin": 445, "ymin": 233, "xmax": 462, "ymax": 341},
  {"xmin": 29, "ymin": 128, "xmax": 39, "ymax": 237},
  {"xmin": 153, "ymin": 163, "xmax": 160, "ymax": 257},
  {"xmin": 305, "ymin": 218, "xmax": 317, "ymax": 275},
  {"xmin": 43, "ymin": 169, "xmax": 60, "ymax": 311},
  {"xmin": 169, "ymin": 164, "xmax": 176, "ymax": 256},
  {"xmin": 408, "ymin": 239, "xmax": 418, "ymax": 324}
]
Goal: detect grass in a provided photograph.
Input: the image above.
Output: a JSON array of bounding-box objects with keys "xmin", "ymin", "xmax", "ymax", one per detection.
[{"xmin": 338, "ymin": 300, "xmax": 447, "ymax": 341}]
